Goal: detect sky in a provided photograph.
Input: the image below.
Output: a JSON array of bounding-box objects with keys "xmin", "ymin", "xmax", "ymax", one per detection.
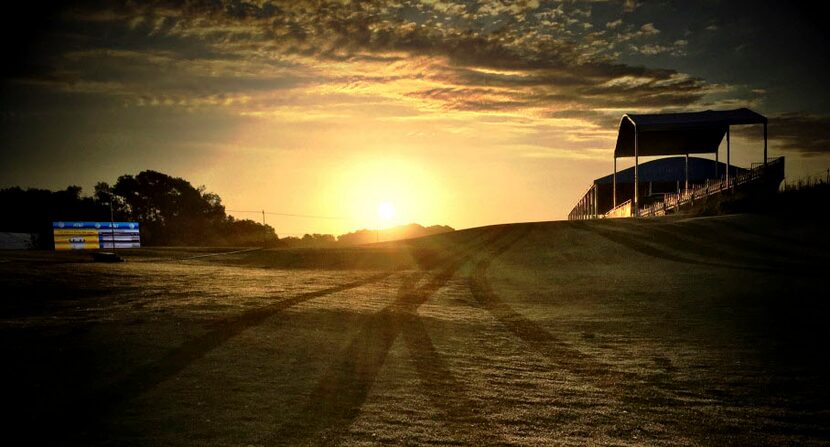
[{"xmin": 2, "ymin": 0, "xmax": 829, "ymax": 235}]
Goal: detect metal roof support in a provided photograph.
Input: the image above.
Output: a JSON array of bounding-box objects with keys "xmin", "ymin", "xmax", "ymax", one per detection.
[
  {"xmin": 726, "ymin": 127, "xmax": 731, "ymax": 186},
  {"xmin": 685, "ymin": 153, "xmax": 689, "ymax": 191},
  {"xmin": 613, "ymin": 157, "xmax": 617, "ymax": 208},
  {"xmin": 634, "ymin": 124, "xmax": 639, "ymax": 217},
  {"xmin": 601, "ymin": 109, "xmax": 769, "ymax": 218}
]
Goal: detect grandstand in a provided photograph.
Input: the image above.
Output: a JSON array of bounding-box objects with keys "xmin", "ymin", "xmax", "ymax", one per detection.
[{"xmin": 568, "ymin": 108, "xmax": 785, "ymax": 220}]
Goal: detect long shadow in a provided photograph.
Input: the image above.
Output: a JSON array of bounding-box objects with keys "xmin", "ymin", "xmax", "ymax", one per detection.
[
  {"xmin": 466, "ymin": 226, "xmax": 738, "ymax": 443},
  {"xmin": 470, "ymin": 224, "xmax": 830, "ymax": 442},
  {"xmin": 268, "ymin": 227, "xmax": 518, "ymax": 445},
  {"xmin": 396, "ymin": 228, "xmax": 539, "ymax": 445},
  {"xmin": 400, "ymin": 315, "xmax": 486, "ymax": 441},
  {"xmin": 64, "ymin": 271, "xmax": 396, "ymax": 442},
  {"xmin": 468, "ymin": 228, "xmax": 628, "ymax": 379}
]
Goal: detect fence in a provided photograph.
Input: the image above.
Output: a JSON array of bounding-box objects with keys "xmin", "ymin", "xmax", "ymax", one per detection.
[
  {"xmin": 639, "ymin": 156, "xmax": 785, "ymax": 217},
  {"xmin": 781, "ymin": 167, "xmax": 830, "ymax": 192},
  {"xmin": 567, "ymin": 183, "xmax": 599, "ymax": 220},
  {"xmin": 605, "ymin": 200, "xmax": 632, "ymax": 218}
]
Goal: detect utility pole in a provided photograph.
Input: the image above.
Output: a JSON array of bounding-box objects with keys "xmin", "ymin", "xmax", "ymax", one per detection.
[{"xmin": 109, "ymin": 187, "xmax": 116, "ymax": 253}]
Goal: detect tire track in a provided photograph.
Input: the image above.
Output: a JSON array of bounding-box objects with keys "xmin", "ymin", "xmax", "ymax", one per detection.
[
  {"xmin": 470, "ymin": 224, "xmax": 679, "ymax": 383},
  {"xmin": 268, "ymin": 227, "xmax": 519, "ymax": 445},
  {"xmin": 618, "ymin": 222, "xmax": 809, "ymax": 270},
  {"xmin": 571, "ymin": 221, "xmax": 714, "ymax": 266},
  {"xmin": 467, "ymin": 225, "xmax": 722, "ymax": 443},
  {"xmin": 176, "ymin": 247, "xmax": 263, "ymax": 260},
  {"xmin": 571, "ymin": 221, "xmax": 779, "ymax": 273},
  {"xmin": 680, "ymin": 219, "xmax": 830, "ymax": 264},
  {"xmin": 714, "ymin": 217, "xmax": 830, "ymax": 250}
]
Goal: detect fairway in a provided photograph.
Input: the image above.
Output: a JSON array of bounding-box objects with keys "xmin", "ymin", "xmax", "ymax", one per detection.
[{"xmin": 1, "ymin": 215, "xmax": 828, "ymax": 446}]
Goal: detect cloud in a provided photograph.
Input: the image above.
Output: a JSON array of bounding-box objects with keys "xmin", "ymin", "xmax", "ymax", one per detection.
[
  {"xmin": 639, "ymin": 23, "xmax": 659, "ymax": 35},
  {"xmin": 3, "ymin": 0, "xmax": 746, "ymax": 151},
  {"xmin": 729, "ymin": 112, "xmax": 830, "ymax": 156},
  {"xmin": 629, "ymin": 39, "xmax": 687, "ymax": 56},
  {"xmin": 767, "ymin": 113, "xmax": 830, "ymax": 155}
]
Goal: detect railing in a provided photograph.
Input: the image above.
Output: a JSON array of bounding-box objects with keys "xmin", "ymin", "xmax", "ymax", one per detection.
[
  {"xmin": 605, "ymin": 199, "xmax": 632, "ymax": 218},
  {"xmin": 568, "ymin": 183, "xmax": 599, "ymax": 220},
  {"xmin": 639, "ymin": 156, "xmax": 785, "ymax": 217}
]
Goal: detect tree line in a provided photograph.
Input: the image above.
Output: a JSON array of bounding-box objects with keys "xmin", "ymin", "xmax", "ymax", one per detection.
[
  {"xmin": 278, "ymin": 223, "xmax": 455, "ymax": 248},
  {"xmin": 0, "ymin": 170, "xmax": 454, "ymax": 248},
  {"xmin": 0, "ymin": 170, "xmax": 276, "ymax": 248}
]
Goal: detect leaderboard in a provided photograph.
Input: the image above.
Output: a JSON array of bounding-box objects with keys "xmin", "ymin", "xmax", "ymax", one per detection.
[{"xmin": 53, "ymin": 221, "xmax": 141, "ymax": 250}]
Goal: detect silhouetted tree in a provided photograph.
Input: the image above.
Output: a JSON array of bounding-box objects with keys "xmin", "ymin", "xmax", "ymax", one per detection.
[
  {"xmin": 223, "ymin": 217, "xmax": 278, "ymax": 246},
  {"xmin": 112, "ymin": 171, "xmax": 231, "ymax": 245},
  {"xmin": 1, "ymin": 170, "xmax": 277, "ymax": 247},
  {"xmin": 0, "ymin": 186, "xmax": 110, "ymax": 248}
]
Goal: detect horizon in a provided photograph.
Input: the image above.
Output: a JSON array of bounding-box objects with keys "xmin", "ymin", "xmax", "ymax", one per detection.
[{"xmin": 2, "ymin": 1, "xmax": 830, "ymax": 235}]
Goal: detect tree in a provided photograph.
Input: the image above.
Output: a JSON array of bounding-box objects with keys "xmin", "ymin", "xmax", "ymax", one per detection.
[
  {"xmin": 3, "ymin": 170, "xmax": 278, "ymax": 247},
  {"xmin": 105, "ymin": 170, "xmax": 277, "ymax": 246},
  {"xmin": 0, "ymin": 185, "xmax": 110, "ymax": 248},
  {"xmin": 111, "ymin": 171, "xmax": 225, "ymax": 244}
]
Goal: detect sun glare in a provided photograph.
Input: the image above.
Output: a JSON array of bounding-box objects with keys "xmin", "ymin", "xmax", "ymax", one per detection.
[
  {"xmin": 378, "ymin": 201, "xmax": 396, "ymax": 221},
  {"xmin": 321, "ymin": 157, "xmax": 448, "ymax": 232}
]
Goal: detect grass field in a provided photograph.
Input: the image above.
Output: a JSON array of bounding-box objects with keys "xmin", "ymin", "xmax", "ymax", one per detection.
[{"xmin": 1, "ymin": 214, "xmax": 828, "ymax": 446}]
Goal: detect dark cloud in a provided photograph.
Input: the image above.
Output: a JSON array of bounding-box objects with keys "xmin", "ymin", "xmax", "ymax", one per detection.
[
  {"xmin": 729, "ymin": 113, "xmax": 830, "ymax": 156},
  {"xmin": 2, "ymin": 0, "xmax": 727, "ymax": 118},
  {"xmin": 4, "ymin": 0, "xmax": 828, "ymax": 149},
  {"xmin": 766, "ymin": 114, "xmax": 830, "ymax": 156}
]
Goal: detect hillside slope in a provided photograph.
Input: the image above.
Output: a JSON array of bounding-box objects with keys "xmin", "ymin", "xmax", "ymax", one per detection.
[{"xmin": 0, "ymin": 214, "xmax": 828, "ymax": 445}]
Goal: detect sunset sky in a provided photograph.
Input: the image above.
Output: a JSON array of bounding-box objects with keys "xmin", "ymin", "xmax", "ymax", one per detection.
[{"xmin": 2, "ymin": 1, "xmax": 829, "ymax": 235}]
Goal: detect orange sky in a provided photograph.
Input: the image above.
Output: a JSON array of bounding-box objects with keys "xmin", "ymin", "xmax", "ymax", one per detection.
[{"xmin": 2, "ymin": 1, "xmax": 830, "ymax": 235}]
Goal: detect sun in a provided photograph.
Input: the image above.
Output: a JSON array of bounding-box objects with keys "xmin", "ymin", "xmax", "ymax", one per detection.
[
  {"xmin": 378, "ymin": 201, "xmax": 396, "ymax": 221},
  {"xmin": 321, "ymin": 156, "xmax": 449, "ymax": 233}
]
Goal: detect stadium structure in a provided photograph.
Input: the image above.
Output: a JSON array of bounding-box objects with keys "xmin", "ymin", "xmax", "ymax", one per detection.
[{"xmin": 568, "ymin": 108, "xmax": 785, "ymax": 220}]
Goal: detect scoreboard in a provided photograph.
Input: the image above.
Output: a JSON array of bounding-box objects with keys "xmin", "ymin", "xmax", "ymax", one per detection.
[{"xmin": 53, "ymin": 221, "xmax": 141, "ymax": 250}]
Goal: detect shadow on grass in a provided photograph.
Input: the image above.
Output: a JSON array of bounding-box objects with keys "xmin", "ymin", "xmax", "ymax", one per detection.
[{"xmin": 268, "ymin": 226, "xmax": 527, "ymax": 445}]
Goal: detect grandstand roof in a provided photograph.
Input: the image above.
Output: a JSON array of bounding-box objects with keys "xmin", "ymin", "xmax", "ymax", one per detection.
[
  {"xmin": 614, "ymin": 108, "xmax": 767, "ymax": 158},
  {"xmin": 594, "ymin": 156, "xmax": 746, "ymax": 185}
]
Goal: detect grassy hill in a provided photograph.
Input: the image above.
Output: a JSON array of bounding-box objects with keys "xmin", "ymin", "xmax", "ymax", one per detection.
[{"xmin": 0, "ymin": 214, "xmax": 828, "ymax": 445}]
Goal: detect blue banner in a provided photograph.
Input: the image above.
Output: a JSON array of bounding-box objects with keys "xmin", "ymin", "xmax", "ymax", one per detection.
[
  {"xmin": 53, "ymin": 221, "xmax": 141, "ymax": 250},
  {"xmin": 53, "ymin": 221, "xmax": 140, "ymax": 230}
]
